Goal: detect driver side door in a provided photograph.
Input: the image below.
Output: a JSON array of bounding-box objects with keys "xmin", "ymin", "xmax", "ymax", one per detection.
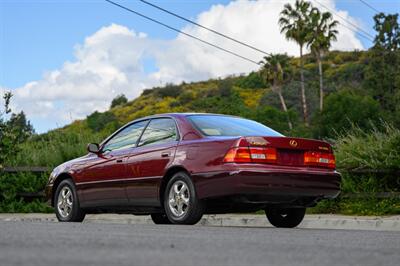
[{"xmin": 78, "ymin": 120, "xmax": 149, "ymax": 207}]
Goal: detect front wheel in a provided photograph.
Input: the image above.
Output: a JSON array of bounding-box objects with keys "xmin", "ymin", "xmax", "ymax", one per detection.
[
  {"xmin": 54, "ymin": 179, "xmax": 85, "ymax": 222},
  {"xmin": 163, "ymin": 172, "xmax": 204, "ymax": 225},
  {"xmin": 265, "ymin": 207, "xmax": 306, "ymax": 228}
]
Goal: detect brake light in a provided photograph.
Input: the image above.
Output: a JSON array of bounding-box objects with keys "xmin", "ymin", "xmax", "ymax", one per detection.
[
  {"xmin": 223, "ymin": 147, "xmax": 251, "ymax": 163},
  {"xmin": 223, "ymin": 147, "xmax": 277, "ymax": 164},
  {"xmin": 304, "ymin": 151, "xmax": 335, "ymax": 169}
]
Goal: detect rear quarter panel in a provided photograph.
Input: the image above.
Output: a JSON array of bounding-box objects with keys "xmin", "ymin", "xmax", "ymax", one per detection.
[{"xmin": 173, "ymin": 137, "xmax": 238, "ymax": 173}]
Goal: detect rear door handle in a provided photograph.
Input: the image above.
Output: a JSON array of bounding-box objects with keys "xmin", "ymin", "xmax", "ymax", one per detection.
[
  {"xmin": 116, "ymin": 159, "xmax": 123, "ymax": 163},
  {"xmin": 161, "ymin": 152, "xmax": 170, "ymax": 158}
]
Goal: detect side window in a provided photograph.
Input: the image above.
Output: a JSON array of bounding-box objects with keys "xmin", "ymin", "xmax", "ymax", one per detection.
[
  {"xmin": 102, "ymin": 120, "xmax": 148, "ymax": 152},
  {"xmin": 138, "ymin": 118, "xmax": 177, "ymax": 147}
]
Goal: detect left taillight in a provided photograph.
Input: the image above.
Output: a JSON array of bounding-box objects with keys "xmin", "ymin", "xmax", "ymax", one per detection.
[
  {"xmin": 223, "ymin": 147, "xmax": 277, "ymax": 164},
  {"xmin": 304, "ymin": 151, "xmax": 336, "ymax": 169}
]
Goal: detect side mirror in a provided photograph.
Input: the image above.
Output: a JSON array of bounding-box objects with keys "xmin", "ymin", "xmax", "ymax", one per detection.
[{"xmin": 87, "ymin": 143, "xmax": 100, "ymax": 154}]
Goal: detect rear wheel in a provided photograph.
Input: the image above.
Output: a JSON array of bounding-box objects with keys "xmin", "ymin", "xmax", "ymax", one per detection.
[
  {"xmin": 54, "ymin": 179, "xmax": 85, "ymax": 222},
  {"xmin": 265, "ymin": 207, "xmax": 306, "ymax": 228},
  {"xmin": 150, "ymin": 213, "xmax": 171, "ymax": 224},
  {"xmin": 163, "ymin": 172, "xmax": 204, "ymax": 225}
]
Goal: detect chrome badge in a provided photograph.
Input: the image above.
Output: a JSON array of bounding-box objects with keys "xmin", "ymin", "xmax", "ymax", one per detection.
[{"xmin": 289, "ymin": 140, "xmax": 298, "ymax": 147}]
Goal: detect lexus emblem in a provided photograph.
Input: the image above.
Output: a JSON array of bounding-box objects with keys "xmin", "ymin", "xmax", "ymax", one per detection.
[{"xmin": 289, "ymin": 140, "xmax": 298, "ymax": 147}]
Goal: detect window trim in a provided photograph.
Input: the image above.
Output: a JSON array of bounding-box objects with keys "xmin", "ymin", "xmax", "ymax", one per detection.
[
  {"xmin": 99, "ymin": 119, "xmax": 150, "ymax": 153},
  {"xmin": 136, "ymin": 117, "xmax": 180, "ymax": 147},
  {"xmin": 186, "ymin": 114, "xmax": 283, "ymax": 137},
  {"xmin": 98, "ymin": 115, "xmax": 181, "ymax": 153}
]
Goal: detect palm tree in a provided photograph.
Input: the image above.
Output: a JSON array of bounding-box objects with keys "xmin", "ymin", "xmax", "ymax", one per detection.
[
  {"xmin": 307, "ymin": 8, "xmax": 338, "ymax": 111},
  {"xmin": 260, "ymin": 54, "xmax": 293, "ymax": 130},
  {"xmin": 279, "ymin": 0, "xmax": 312, "ymax": 126}
]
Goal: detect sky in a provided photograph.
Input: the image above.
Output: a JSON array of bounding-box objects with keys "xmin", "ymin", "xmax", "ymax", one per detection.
[{"xmin": 1, "ymin": 0, "xmax": 399, "ymax": 133}]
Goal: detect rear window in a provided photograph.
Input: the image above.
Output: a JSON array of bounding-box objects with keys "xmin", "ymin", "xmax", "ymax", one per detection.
[{"xmin": 188, "ymin": 115, "xmax": 283, "ymax": 137}]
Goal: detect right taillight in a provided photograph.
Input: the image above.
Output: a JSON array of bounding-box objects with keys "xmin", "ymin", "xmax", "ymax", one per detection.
[
  {"xmin": 304, "ymin": 151, "xmax": 336, "ymax": 169},
  {"xmin": 223, "ymin": 147, "xmax": 277, "ymax": 164}
]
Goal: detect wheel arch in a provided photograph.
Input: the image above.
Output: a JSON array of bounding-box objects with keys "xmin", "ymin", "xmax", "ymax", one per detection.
[
  {"xmin": 159, "ymin": 166, "xmax": 190, "ymax": 206},
  {"xmin": 51, "ymin": 173, "xmax": 74, "ymax": 207}
]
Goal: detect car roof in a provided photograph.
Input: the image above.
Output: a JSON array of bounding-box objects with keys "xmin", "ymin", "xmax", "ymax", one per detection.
[{"xmin": 138, "ymin": 112, "xmax": 239, "ymax": 120}]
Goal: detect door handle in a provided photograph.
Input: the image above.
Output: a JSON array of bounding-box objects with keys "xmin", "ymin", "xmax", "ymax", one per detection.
[
  {"xmin": 116, "ymin": 159, "xmax": 123, "ymax": 163},
  {"xmin": 161, "ymin": 152, "xmax": 170, "ymax": 158}
]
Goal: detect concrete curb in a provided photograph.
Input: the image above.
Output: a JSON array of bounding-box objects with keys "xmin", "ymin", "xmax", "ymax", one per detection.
[{"xmin": 1, "ymin": 213, "xmax": 400, "ymax": 231}]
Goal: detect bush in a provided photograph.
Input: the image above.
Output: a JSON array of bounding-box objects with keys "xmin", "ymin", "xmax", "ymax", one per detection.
[
  {"xmin": 313, "ymin": 90, "xmax": 381, "ymax": 138},
  {"xmin": 110, "ymin": 94, "xmax": 128, "ymax": 108},
  {"xmin": 333, "ymin": 123, "xmax": 400, "ymax": 195},
  {"xmin": 156, "ymin": 83, "xmax": 182, "ymax": 98},
  {"xmin": 235, "ymin": 71, "xmax": 266, "ymax": 89},
  {"xmin": 309, "ymin": 197, "xmax": 400, "ymax": 215},
  {"xmin": 250, "ymin": 106, "xmax": 295, "ymax": 134},
  {"xmin": 86, "ymin": 111, "xmax": 118, "ymax": 132},
  {"xmin": 7, "ymin": 129, "xmax": 108, "ymax": 167},
  {"xmin": 0, "ymin": 172, "xmax": 52, "ymax": 213},
  {"xmin": 334, "ymin": 123, "xmax": 400, "ymax": 171}
]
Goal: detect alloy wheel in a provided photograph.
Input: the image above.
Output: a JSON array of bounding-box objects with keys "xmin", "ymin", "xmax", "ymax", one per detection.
[
  {"xmin": 168, "ymin": 180, "xmax": 190, "ymax": 217},
  {"xmin": 57, "ymin": 186, "xmax": 73, "ymax": 218}
]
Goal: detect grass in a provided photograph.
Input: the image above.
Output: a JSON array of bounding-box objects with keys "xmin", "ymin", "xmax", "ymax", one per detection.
[
  {"xmin": 308, "ymin": 197, "xmax": 400, "ymax": 216},
  {"xmin": 334, "ymin": 122, "xmax": 400, "ymax": 171}
]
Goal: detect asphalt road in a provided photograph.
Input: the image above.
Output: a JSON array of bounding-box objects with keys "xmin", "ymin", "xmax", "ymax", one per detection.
[{"xmin": 0, "ymin": 221, "xmax": 399, "ymax": 266}]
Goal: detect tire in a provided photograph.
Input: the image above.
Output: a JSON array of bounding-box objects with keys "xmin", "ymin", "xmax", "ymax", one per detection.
[
  {"xmin": 150, "ymin": 213, "xmax": 172, "ymax": 224},
  {"xmin": 265, "ymin": 207, "xmax": 306, "ymax": 228},
  {"xmin": 54, "ymin": 179, "xmax": 86, "ymax": 222},
  {"xmin": 163, "ymin": 171, "xmax": 204, "ymax": 225}
]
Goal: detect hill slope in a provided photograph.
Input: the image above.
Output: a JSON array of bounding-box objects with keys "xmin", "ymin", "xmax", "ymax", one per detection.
[{"xmin": 7, "ymin": 50, "xmax": 394, "ymax": 167}]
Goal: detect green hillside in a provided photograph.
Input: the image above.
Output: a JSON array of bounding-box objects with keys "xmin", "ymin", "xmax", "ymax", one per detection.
[
  {"xmin": 5, "ymin": 49, "xmax": 399, "ymax": 168},
  {"xmin": 2, "ymin": 49, "xmax": 400, "ymax": 214}
]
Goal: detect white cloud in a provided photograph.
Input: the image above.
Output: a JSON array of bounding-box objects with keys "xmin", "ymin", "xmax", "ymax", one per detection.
[{"xmin": 4, "ymin": 0, "xmax": 364, "ymax": 133}]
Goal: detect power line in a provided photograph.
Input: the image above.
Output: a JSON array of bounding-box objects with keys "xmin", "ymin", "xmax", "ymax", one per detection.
[
  {"xmin": 312, "ymin": 0, "xmax": 375, "ymax": 42},
  {"xmin": 105, "ymin": 0, "xmax": 261, "ymax": 65},
  {"xmin": 139, "ymin": 0, "xmax": 271, "ymax": 56},
  {"xmin": 358, "ymin": 0, "xmax": 381, "ymax": 14}
]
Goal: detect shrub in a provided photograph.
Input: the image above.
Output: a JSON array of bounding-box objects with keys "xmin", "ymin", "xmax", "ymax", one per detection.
[
  {"xmin": 110, "ymin": 94, "xmax": 128, "ymax": 108},
  {"xmin": 0, "ymin": 172, "xmax": 52, "ymax": 213},
  {"xmin": 156, "ymin": 83, "xmax": 182, "ymax": 98},
  {"xmin": 235, "ymin": 71, "xmax": 266, "ymax": 89},
  {"xmin": 334, "ymin": 123, "xmax": 400, "ymax": 171},
  {"xmin": 86, "ymin": 111, "xmax": 118, "ymax": 132},
  {"xmin": 334, "ymin": 123, "xmax": 400, "ymax": 194},
  {"xmin": 313, "ymin": 90, "xmax": 381, "ymax": 138}
]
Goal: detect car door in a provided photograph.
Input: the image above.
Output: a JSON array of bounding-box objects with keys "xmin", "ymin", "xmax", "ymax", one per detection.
[
  {"xmin": 79, "ymin": 120, "xmax": 149, "ymax": 207},
  {"xmin": 125, "ymin": 118, "xmax": 179, "ymax": 206}
]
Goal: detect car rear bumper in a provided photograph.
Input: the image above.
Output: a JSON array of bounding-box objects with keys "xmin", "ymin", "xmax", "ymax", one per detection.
[{"xmin": 192, "ymin": 167, "xmax": 341, "ymax": 201}]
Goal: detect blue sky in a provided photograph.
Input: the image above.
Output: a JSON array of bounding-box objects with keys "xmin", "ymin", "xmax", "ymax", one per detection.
[{"xmin": 0, "ymin": 0, "xmax": 399, "ymax": 133}]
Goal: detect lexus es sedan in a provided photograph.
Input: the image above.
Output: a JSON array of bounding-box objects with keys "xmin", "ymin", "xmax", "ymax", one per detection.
[{"xmin": 46, "ymin": 113, "xmax": 341, "ymax": 228}]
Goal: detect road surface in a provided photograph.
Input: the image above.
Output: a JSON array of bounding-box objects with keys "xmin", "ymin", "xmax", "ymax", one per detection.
[{"xmin": 0, "ymin": 221, "xmax": 399, "ymax": 266}]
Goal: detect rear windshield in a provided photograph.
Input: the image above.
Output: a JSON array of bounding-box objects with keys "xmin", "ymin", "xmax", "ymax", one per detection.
[{"xmin": 188, "ymin": 115, "xmax": 283, "ymax": 137}]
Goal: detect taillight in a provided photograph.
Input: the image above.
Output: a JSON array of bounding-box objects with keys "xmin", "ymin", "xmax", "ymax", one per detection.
[
  {"xmin": 304, "ymin": 151, "xmax": 335, "ymax": 169},
  {"xmin": 223, "ymin": 147, "xmax": 251, "ymax": 163},
  {"xmin": 223, "ymin": 147, "xmax": 277, "ymax": 164}
]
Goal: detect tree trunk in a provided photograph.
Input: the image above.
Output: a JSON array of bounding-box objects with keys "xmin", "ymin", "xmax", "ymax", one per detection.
[
  {"xmin": 277, "ymin": 90, "xmax": 293, "ymax": 130},
  {"xmin": 299, "ymin": 45, "xmax": 308, "ymax": 126},
  {"xmin": 317, "ymin": 52, "xmax": 324, "ymax": 111}
]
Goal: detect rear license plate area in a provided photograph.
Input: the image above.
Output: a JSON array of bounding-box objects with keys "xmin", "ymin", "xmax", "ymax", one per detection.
[{"xmin": 277, "ymin": 149, "xmax": 304, "ymax": 166}]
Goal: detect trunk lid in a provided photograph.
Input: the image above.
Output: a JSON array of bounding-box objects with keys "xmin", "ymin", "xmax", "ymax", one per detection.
[{"xmin": 238, "ymin": 136, "xmax": 334, "ymax": 168}]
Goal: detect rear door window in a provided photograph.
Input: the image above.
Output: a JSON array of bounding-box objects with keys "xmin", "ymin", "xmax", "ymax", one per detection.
[{"xmin": 138, "ymin": 118, "xmax": 178, "ymax": 147}]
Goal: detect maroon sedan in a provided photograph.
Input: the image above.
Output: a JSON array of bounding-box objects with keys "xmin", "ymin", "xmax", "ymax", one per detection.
[{"xmin": 46, "ymin": 113, "xmax": 341, "ymax": 227}]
